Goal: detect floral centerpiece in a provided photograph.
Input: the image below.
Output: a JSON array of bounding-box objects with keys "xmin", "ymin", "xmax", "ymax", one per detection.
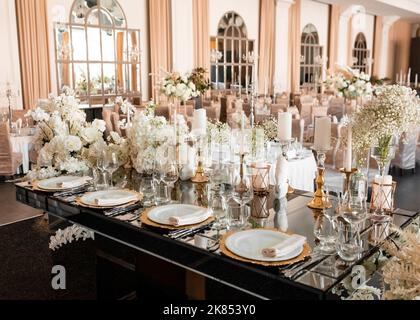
[
  {"xmin": 325, "ymin": 65, "xmax": 373, "ymax": 99},
  {"xmin": 158, "ymin": 70, "xmax": 199, "ymax": 102},
  {"xmin": 189, "ymin": 68, "xmax": 211, "ymax": 95},
  {"xmin": 352, "ymin": 85, "xmax": 420, "ymax": 168},
  {"xmin": 128, "ymin": 112, "xmax": 176, "ymax": 174},
  {"xmin": 25, "ymin": 87, "xmax": 107, "ymax": 180},
  {"xmin": 260, "ymin": 117, "xmax": 278, "ymax": 142}
]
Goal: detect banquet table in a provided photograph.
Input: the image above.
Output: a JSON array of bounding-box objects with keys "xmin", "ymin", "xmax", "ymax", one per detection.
[
  {"xmin": 10, "ymin": 134, "xmax": 34, "ymax": 173},
  {"xmin": 15, "ymin": 176, "xmax": 419, "ymax": 300}
]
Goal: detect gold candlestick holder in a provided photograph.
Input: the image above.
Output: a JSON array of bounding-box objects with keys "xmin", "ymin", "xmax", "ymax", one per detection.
[
  {"xmin": 308, "ymin": 150, "xmax": 332, "ymax": 210},
  {"xmin": 340, "ymin": 168, "xmax": 358, "ymax": 195},
  {"xmin": 191, "ymin": 138, "xmax": 209, "ymax": 184}
]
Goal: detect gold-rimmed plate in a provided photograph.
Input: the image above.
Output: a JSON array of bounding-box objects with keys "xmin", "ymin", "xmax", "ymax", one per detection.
[
  {"xmin": 140, "ymin": 207, "xmax": 215, "ymax": 230},
  {"xmin": 219, "ymin": 229, "xmax": 311, "ymax": 267},
  {"xmin": 76, "ymin": 189, "xmax": 143, "ymax": 209}
]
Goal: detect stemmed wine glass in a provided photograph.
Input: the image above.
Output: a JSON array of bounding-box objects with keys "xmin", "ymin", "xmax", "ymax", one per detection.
[
  {"xmin": 161, "ymin": 161, "xmax": 179, "ymax": 203},
  {"xmin": 97, "ymin": 152, "xmax": 109, "ymax": 189},
  {"xmin": 209, "ymin": 191, "xmax": 228, "ymax": 237},
  {"xmin": 232, "ymin": 167, "xmax": 253, "ymax": 229},
  {"xmin": 104, "ymin": 152, "xmax": 119, "ymax": 189}
]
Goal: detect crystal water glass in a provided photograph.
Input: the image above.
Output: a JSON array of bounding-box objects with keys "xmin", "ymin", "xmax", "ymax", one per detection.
[
  {"xmin": 104, "ymin": 152, "xmax": 119, "ymax": 189},
  {"xmin": 161, "ymin": 161, "xmax": 179, "ymax": 203},
  {"xmin": 96, "ymin": 154, "xmax": 109, "ymax": 189},
  {"xmin": 140, "ymin": 175, "xmax": 156, "ymax": 207},
  {"xmin": 336, "ymin": 219, "xmax": 362, "ymax": 262},
  {"xmin": 232, "ymin": 172, "xmax": 253, "ymax": 229},
  {"xmin": 313, "ymin": 210, "xmax": 338, "ymax": 255},
  {"xmin": 210, "ymin": 192, "xmax": 227, "ymax": 235}
]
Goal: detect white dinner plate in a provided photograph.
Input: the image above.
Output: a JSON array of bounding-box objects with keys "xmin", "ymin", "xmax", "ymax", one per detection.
[
  {"xmin": 79, "ymin": 190, "xmax": 140, "ymax": 208},
  {"xmin": 37, "ymin": 176, "xmax": 89, "ymax": 191},
  {"xmin": 225, "ymin": 229, "xmax": 304, "ymax": 262},
  {"xmin": 148, "ymin": 204, "xmax": 209, "ymax": 226}
]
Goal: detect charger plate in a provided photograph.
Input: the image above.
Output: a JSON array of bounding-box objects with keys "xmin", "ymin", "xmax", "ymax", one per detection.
[
  {"xmin": 75, "ymin": 189, "xmax": 143, "ymax": 209},
  {"xmin": 140, "ymin": 207, "xmax": 215, "ymax": 230},
  {"xmin": 219, "ymin": 229, "xmax": 311, "ymax": 267}
]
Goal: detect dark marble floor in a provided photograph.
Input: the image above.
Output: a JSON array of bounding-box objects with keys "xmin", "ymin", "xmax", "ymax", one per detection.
[{"xmin": 0, "ymin": 167, "xmax": 418, "ymax": 300}]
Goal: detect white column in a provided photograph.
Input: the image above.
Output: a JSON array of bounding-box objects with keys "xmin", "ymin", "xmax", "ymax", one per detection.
[
  {"xmin": 171, "ymin": 0, "xmax": 194, "ymax": 73},
  {"xmin": 274, "ymin": 0, "xmax": 293, "ymax": 94},
  {"xmin": 377, "ymin": 16, "xmax": 400, "ymax": 79}
]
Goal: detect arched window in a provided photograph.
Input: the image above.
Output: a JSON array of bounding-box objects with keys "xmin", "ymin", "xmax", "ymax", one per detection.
[
  {"xmin": 352, "ymin": 33, "xmax": 370, "ymax": 73},
  {"xmin": 210, "ymin": 12, "xmax": 255, "ymax": 91},
  {"xmin": 300, "ymin": 24, "xmax": 323, "ymax": 91},
  {"xmin": 54, "ymin": 0, "xmax": 141, "ymax": 107}
]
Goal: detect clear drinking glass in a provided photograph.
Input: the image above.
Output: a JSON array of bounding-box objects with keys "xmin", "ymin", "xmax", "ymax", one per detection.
[
  {"xmin": 226, "ymin": 201, "xmax": 243, "ymax": 231},
  {"xmin": 92, "ymin": 168, "xmax": 108, "ymax": 191},
  {"xmin": 337, "ymin": 219, "xmax": 362, "ymax": 262},
  {"xmin": 104, "ymin": 152, "xmax": 119, "ymax": 189},
  {"xmin": 161, "ymin": 161, "xmax": 178, "ymax": 203},
  {"xmin": 210, "ymin": 192, "xmax": 227, "ymax": 235},
  {"xmin": 97, "ymin": 153, "xmax": 109, "ymax": 189},
  {"xmin": 232, "ymin": 171, "xmax": 253, "ymax": 229},
  {"xmin": 313, "ymin": 211, "xmax": 338, "ymax": 255},
  {"xmin": 140, "ymin": 175, "xmax": 156, "ymax": 207}
]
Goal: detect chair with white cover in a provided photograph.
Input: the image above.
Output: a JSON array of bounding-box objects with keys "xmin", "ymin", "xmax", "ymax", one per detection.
[
  {"xmin": 204, "ymin": 102, "xmax": 221, "ymax": 122},
  {"xmin": 311, "ymin": 106, "xmax": 329, "ymax": 126},
  {"xmin": 325, "ymin": 123, "xmax": 345, "ymax": 169},
  {"xmin": 292, "ymin": 119, "xmax": 305, "ymax": 144},
  {"xmin": 0, "ymin": 122, "xmax": 23, "ymax": 177},
  {"xmin": 391, "ymin": 131, "xmax": 418, "ymax": 174},
  {"xmin": 270, "ymin": 104, "xmax": 288, "ymax": 116},
  {"xmin": 300, "ymin": 103, "xmax": 313, "ymax": 127}
]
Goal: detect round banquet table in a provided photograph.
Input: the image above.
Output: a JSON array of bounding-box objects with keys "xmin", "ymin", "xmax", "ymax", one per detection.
[
  {"xmin": 267, "ymin": 146, "xmax": 317, "ymax": 192},
  {"xmin": 10, "ymin": 135, "xmax": 34, "ymax": 174}
]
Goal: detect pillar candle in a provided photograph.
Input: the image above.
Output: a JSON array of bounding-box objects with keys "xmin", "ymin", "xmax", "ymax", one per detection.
[
  {"xmin": 192, "ymin": 109, "xmax": 207, "ymax": 136},
  {"xmin": 407, "ymin": 68, "xmax": 411, "ymax": 86},
  {"xmin": 314, "ymin": 117, "xmax": 331, "ymax": 151},
  {"xmin": 345, "ymin": 126, "xmax": 352, "ymax": 171},
  {"xmin": 277, "ymin": 112, "xmax": 292, "ymax": 141}
]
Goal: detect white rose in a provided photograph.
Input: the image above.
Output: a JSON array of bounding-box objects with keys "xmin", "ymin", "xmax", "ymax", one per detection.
[
  {"xmin": 81, "ymin": 127, "xmax": 102, "ymax": 144},
  {"xmin": 92, "ymin": 119, "xmax": 106, "ymax": 132},
  {"xmin": 65, "ymin": 135, "xmax": 83, "ymax": 152},
  {"xmin": 348, "ymin": 85, "xmax": 356, "ymax": 92}
]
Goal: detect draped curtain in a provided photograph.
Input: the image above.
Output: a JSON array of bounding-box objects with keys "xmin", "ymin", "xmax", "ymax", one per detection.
[
  {"xmin": 148, "ymin": 0, "xmax": 173, "ymax": 100},
  {"xmin": 289, "ymin": 0, "xmax": 301, "ymax": 94},
  {"xmin": 192, "ymin": 0, "xmax": 210, "ymax": 72},
  {"xmin": 258, "ymin": 0, "xmax": 276, "ymax": 95},
  {"xmin": 388, "ymin": 20, "xmax": 412, "ymax": 80},
  {"xmin": 15, "ymin": 0, "xmax": 51, "ymax": 109},
  {"xmin": 372, "ymin": 16, "xmax": 383, "ymax": 77},
  {"xmin": 328, "ymin": 4, "xmax": 340, "ymax": 72}
]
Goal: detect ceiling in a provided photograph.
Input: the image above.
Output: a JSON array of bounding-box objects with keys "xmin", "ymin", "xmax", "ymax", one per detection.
[{"xmin": 317, "ymin": 0, "xmax": 420, "ymax": 22}]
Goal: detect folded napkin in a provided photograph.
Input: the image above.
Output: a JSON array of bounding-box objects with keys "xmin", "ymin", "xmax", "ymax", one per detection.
[
  {"xmin": 261, "ymin": 234, "xmax": 306, "ymax": 258},
  {"xmin": 94, "ymin": 194, "xmax": 138, "ymax": 206},
  {"xmin": 56, "ymin": 178, "xmax": 88, "ymax": 189},
  {"xmin": 168, "ymin": 209, "xmax": 211, "ymax": 226}
]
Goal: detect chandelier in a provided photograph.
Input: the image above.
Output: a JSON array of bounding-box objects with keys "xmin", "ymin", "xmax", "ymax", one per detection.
[
  {"xmin": 210, "ymin": 49, "xmax": 223, "ymax": 63},
  {"xmin": 243, "ymin": 51, "xmax": 258, "ymax": 64}
]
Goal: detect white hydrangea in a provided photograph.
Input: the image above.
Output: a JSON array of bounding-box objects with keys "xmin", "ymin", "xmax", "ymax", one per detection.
[
  {"xmin": 26, "ymin": 107, "xmax": 50, "ymax": 123},
  {"xmin": 65, "ymin": 135, "xmax": 83, "ymax": 152}
]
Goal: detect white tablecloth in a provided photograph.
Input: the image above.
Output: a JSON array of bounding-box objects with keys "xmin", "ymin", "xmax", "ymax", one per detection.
[
  {"xmin": 10, "ymin": 135, "xmax": 34, "ymax": 174},
  {"xmin": 268, "ymin": 145, "xmax": 317, "ymax": 192}
]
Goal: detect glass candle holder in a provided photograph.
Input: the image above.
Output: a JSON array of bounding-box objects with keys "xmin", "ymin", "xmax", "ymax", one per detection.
[{"xmin": 250, "ymin": 163, "xmax": 271, "ymax": 195}]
